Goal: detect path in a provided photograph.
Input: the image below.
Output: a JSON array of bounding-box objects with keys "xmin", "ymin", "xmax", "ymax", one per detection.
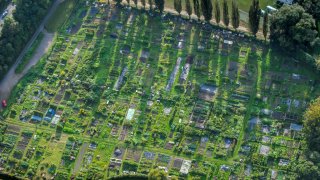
[
  {"xmin": 73, "ymin": 142, "xmax": 89, "ymax": 174},
  {"xmin": 0, "ymin": 0, "xmax": 63, "ymax": 110}
]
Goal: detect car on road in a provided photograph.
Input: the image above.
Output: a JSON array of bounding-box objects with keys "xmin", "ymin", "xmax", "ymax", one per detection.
[
  {"xmin": 1, "ymin": 10, "xmax": 8, "ymax": 19},
  {"xmin": 2, "ymin": 100, "xmax": 7, "ymax": 108}
]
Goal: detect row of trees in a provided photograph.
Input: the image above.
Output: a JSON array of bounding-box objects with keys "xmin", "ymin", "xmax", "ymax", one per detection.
[{"xmin": 0, "ymin": 0, "xmax": 53, "ymax": 79}]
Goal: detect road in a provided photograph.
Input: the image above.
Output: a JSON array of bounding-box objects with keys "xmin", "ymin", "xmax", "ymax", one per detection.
[
  {"xmin": 0, "ymin": 0, "xmax": 63, "ymax": 110},
  {"xmin": 0, "ymin": 3, "xmax": 16, "ymax": 30}
]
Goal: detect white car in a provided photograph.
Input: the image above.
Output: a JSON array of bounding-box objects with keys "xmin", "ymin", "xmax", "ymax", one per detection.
[{"xmin": 1, "ymin": 10, "xmax": 8, "ymax": 19}]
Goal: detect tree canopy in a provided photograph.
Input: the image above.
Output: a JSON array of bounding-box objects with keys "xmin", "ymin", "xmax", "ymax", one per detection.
[
  {"xmin": 248, "ymin": 0, "xmax": 260, "ymax": 35},
  {"xmin": 154, "ymin": 0, "xmax": 164, "ymax": 13},
  {"xmin": 200, "ymin": 0, "xmax": 213, "ymax": 22},
  {"xmin": 270, "ymin": 4, "xmax": 318, "ymax": 51},
  {"xmin": 295, "ymin": 0, "xmax": 320, "ymax": 21},
  {"xmin": 303, "ymin": 97, "xmax": 320, "ymax": 152}
]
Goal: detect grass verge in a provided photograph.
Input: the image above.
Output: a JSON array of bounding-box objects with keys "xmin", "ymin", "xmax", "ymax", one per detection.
[{"xmin": 15, "ymin": 33, "xmax": 44, "ymax": 74}]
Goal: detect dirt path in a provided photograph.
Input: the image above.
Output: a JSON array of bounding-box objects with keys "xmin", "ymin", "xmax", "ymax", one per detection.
[
  {"xmin": 73, "ymin": 142, "xmax": 89, "ymax": 174},
  {"xmin": 0, "ymin": 31, "xmax": 54, "ymax": 108}
]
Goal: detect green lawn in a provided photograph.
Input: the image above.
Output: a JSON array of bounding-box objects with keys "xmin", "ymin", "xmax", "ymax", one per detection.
[{"xmin": 45, "ymin": 0, "xmax": 77, "ymax": 32}]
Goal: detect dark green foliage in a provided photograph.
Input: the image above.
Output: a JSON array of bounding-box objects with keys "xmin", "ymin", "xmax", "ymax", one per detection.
[
  {"xmin": 295, "ymin": 0, "xmax": 320, "ymax": 21},
  {"xmin": 193, "ymin": 0, "xmax": 201, "ymax": 20},
  {"xmin": 248, "ymin": 0, "xmax": 260, "ymax": 35},
  {"xmin": 174, "ymin": 0, "xmax": 182, "ymax": 14},
  {"xmin": 0, "ymin": 0, "xmax": 53, "ymax": 80},
  {"xmin": 270, "ymin": 5, "xmax": 318, "ymax": 51},
  {"xmin": 200, "ymin": 0, "xmax": 213, "ymax": 22},
  {"xmin": 186, "ymin": 0, "xmax": 192, "ymax": 18},
  {"xmin": 0, "ymin": 1, "xmax": 9, "ymax": 12},
  {"xmin": 155, "ymin": 0, "xmax": 164, "ymax": 13},
  {"xmin": 222, "ymin": 0, "xmax": 229, "ymax": 26},
  {"xmin": 214, "ymin": 0, "xmax": 221, "ymax": 24},
  {"xmin": 115, "ymin": 0, "xmax": 123, "ymax": 5},
  {"xmin": 262, "ymin": 13, "xmax": 268, "ymax": 40},
  {"xmin": 231, "ymin": 0, "xmax": 239, "ymax": 29}
]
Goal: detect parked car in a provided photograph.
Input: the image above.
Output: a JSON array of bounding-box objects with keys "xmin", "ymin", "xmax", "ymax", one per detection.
[
  {"xmin": 1, "ymin": 100, "xmax": 7, "ymax": 108},
  {"xmin": 1, "ymin": 10, "xmax": 8, "ymax": 19}
]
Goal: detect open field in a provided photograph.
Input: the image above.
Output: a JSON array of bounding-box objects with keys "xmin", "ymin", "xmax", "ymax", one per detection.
[{"xmin": 0, "ymin": 1, "xmax": 319, "ymax": 179}]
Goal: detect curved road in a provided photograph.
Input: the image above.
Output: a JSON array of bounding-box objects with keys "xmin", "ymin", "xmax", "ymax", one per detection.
[{"xmin": 0, "ymin": 0, "xmax": 63, "ymax": 111}]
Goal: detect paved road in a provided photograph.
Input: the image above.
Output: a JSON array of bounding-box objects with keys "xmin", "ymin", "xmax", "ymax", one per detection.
[{"xmin": 0, "ymin": 0, "xmax": 63, "ymax": 110}]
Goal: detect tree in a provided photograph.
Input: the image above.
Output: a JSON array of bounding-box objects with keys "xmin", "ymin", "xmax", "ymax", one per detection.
[
  {"xmin": 295, "ymin": 160, "xmax": 320, "ymax": 179},
  {"xmin": 231, "ymin": 0, "xmax": 240, "ymax": 29},
  {"xmin": 155, "ymin": 0, "xmax": 164, "ymax": 13},
  {"xmin": 248, "ymin": 0, "xmax": 260, "ymax": 36},
  {"xmin": 141, "ymin": 0, "xmax": 146, "ymax": 9},
  {"xmin": 114, "ymin": 0, "xmax": 123, "ymax": 5},
  {"xmin": 201, "ymin": 0, "xmax": 213, "ymax": 22},
  {"xmin": 133, "ymin": 0, "xmax": 138, "ymax": 7},
  {"xmin": 214, "ymin": 0, "xmax": 221, "ymax": 24},
  {"xmin": 186, "ymin": 0, "xmax": 192, "ymax": 18},
  {"xmin": 148, "ymin": 169, "xmax": 168, "ymax": 180},
  {"xmin": 148, "ymin": 0, "xmax": 153, "ymax": 11},
  {"xmin": 303, "ymin": 97, "xmax": 320, "ymax": 152},
  {"xmin": 174, "ymin": 0, "xmax": 182, "ymax": 15},
  {"xmin": 262, "ymin": 13, "xmax": 268, "ymax": 41},
  {"xmin": 193, "ymin": 0, "xmax": 201, "ymax": 21},
  {"xmin": 295, "ymin": 0, "xmax": 320, "ymax": 21},
  {"xmin": 270, "ymin": 5, "xmax": 318, "ymax": 51},
  {"xmin": 222, "ymin": 0, "xmax": 229, "ymax": 26}
]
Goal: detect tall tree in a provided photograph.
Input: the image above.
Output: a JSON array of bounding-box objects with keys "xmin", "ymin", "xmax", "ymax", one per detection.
[
  {"xmin": 270, "ymin": 5, "xmax": 318, "ymax": 50},
  {"xmin": 193, "ymin": 0, "xmax": 201, "ymax": 21},
  {"xmin": 148, "ymin": 0, "xmax": 153, "ymax": 11},
  {"xmin": 248, "ymin": 0, "xmax": 260, "ymax": 36},
  {"xmin": 231, "ymin": 0, "xmax": 240, "ymax": 29},
  {"xmin": 214, "ymin": 0, "xmax": 221, "ymax": 24},
  {"xmin": 201, "ymin": 0, "xmax": 213, "ymax": 22},
  {"xmin": 186, "ymin": 0, "xmax": 192, "ymax": 19},
  {"xmin": 262, "ymin": 13, "xmax": 268, "ymax": 41},
  {"xmin": 222, "ymin": 0, "xmax": 229, "ymax": 26},
  {"xmin": 155, "ymin": 0, "xmax": 164, "ymax": 13},
  {"xmin": 174, "ymin": 0, "xmax": 182, "ymax": 15},
  {"xmin": 133, "ymin": 0, "xmax": 138, "ymax": 7},
  {"xmin": 115, "ymin": 0, "xmax": 123, "ymax": 5},
  {"xmin": 141, "ymin": 0, "xmax": 146, "ymax": 9}
]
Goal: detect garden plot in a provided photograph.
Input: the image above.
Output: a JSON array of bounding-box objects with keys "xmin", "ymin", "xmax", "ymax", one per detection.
[
  {"xmin": 166, "ymin": 57, "xmax": 182, "ymax": 91},
  {"xmin": 156, "ymin": 154, "xmax": 172, "ymax": 168},
  {"xmin": 138, "ymin": 151, "xmax": 156, "ymax": 173},
  {"xmin": 1, "ymin": 2, "xmax": 319, "ymax": 179},
  {"xmin": 190, "ymin": 100, "xmax": 211, "ymax": 129},
  {"xmin": 125, "ymin": 148, "xmax": 142, "ymax": 163}
]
